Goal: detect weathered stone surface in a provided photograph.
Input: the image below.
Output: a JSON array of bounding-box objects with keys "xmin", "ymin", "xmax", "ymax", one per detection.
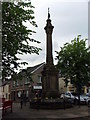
[{"xmin": 42, "ymin": 11, "xmax": 59, "ymax": 98}]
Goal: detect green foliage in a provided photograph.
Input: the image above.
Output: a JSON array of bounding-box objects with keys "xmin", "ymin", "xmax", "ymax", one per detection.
[
  {"xmin": 56, "ymin": 35, "xmax": 90, "ymax": 93},
  {"xmin": 2, "ymin": 1, "xmax": 41, "ymax": 80}
]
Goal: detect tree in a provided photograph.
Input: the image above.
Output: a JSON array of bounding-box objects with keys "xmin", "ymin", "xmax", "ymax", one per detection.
[
  {"xmin": 56, "ymin": 35, "xmax": 90, "ymax": 94},
  {"xmin": 2, "ymin": 1, "xmax": 41, "ymax": 80}
]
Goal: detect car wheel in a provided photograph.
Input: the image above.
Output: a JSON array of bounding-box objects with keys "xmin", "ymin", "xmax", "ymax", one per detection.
[{"xmin": 88, "ymin": 101, "xmax": 90, "ymax": 107}]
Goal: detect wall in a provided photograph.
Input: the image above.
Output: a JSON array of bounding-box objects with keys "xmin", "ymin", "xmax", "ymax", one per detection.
[
  {"xmin": 59, "ymin": 77, "xmax": 67, "ymax": 94},
  {"xmin": 11, "ymin": 63, "xmax": 44, "ymax": 102},
  {"xmin": 59, "ymin": 77, "xmax": 88, "ymax": 94},
  {"xmin": 0, "ymin": 84, "xmax": 10, "ymax": 100}
]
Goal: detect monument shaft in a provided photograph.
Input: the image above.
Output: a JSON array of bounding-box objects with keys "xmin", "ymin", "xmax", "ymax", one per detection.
[
  {"xmin": 45, "ymin": 19, "xmax": 54, "ymax": 66},
  {"xmin": 42, "ymin": 11, "xmax": 59, "ymax": 98}
]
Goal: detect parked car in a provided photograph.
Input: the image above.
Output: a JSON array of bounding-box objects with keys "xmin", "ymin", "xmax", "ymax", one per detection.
[
  {"xmin": 86, "ymin": 97, "xmax": 90, "ymax": 107},
  {"xmin": 86, "ymin": 93, "xmax": 90, "ymax": 97},
  {"xmin": 60, "ymin": 92, "xmax": 86, "ymax": 105},
  {"xmin": 80, "ymin": 94, "xmax": 89, "ymax": 101},
  {"xmin": 75, "ymin": 95, "xmax": 86, "ymax": 105},
  {"xmin": 60, "ymin": 92, "xmax": 76, "ymax": 104},
  {"xmin": 79, "ymin": 93, "xmax": 90, "ymax": 106},
  {"xmin": 60, "ymin": 92, "xmax": 74, "ymax": 98}
]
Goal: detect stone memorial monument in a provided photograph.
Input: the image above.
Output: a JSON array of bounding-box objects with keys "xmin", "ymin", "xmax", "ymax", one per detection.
[{"xmin": 42, "ymin": 9, "xmax": 59, "ymax": 98}]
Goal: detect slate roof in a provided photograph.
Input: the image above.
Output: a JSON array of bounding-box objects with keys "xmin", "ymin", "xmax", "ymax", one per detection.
[
  {"xmin": 27, "ymin": 62, "xmax": 45, "ymax": 73},
  {"xmin": 19, "ymin": 62, "xmax": 45, "ymax": 74}
]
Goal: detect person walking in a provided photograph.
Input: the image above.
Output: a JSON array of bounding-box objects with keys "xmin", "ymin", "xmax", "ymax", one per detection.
[
  {"xmin": 20, "ymin": 92, "xmax": 24, "ymax": 109},
  {"xmin": 23, "ymin": 93, "xmax": 27, "ymax": 106}
]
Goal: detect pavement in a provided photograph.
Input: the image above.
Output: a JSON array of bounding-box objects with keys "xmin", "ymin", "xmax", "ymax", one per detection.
[{"xmin": 1, "ymin": 102, "xmax": 90, "ymax": 120}]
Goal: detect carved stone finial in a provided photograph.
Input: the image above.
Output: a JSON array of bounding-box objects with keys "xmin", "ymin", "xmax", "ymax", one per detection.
[{"xmin": 48, "ymin": 8, "xmax": 50, "ymax": 19}]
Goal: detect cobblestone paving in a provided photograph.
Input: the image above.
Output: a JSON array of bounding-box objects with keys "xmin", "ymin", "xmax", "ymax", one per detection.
[{"xmin": 1, "ymin": 102, "xmax": 90, "ymax": 120}]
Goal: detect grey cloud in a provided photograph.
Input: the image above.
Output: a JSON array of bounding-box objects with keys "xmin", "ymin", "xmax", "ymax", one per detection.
[{"xmin": 17, "ymin": 1, "xmax": 88, "ymax": 68}]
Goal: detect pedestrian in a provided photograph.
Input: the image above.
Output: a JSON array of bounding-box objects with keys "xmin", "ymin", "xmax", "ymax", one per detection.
[
  {"xmin": 20, "ymin": 92, "xmax": 23, "ymax": 109},
  {"xmin": 23, "ymin": 93, "xmax": 27, "ymax": 106},
  {"xmin": 63, "ymin": 95, "xmax": 66, "ymax": 110},
  {"xmin": 20, "ymin": 99, "xmax": 23, "ymax": 109}
]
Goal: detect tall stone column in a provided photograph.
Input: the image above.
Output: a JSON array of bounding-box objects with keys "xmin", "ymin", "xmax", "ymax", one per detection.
[
  {"xmin": 44, "ymin": 14, "xmax": 54, "ymax": 66},
  {"xmin": 42, "ymin": 9, "xmax": 59, "ymax": 98}
]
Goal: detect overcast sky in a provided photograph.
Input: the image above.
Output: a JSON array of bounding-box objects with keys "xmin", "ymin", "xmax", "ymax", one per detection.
[{"xmin": 17, "ymin": 0, "xmax": 89, "ymax": 70}]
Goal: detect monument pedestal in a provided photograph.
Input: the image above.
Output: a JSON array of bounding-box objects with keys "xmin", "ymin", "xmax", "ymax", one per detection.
[{"xmin": 42, "ymin": 64, "xmax": 59, "ymax": 98}]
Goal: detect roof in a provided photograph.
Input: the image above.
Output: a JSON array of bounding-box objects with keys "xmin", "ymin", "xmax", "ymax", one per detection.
[
  {"xmin": 27, "ymin": 62, "xmax": 45, "ymax": 74},
  {"xmin": 19, "ymin": 62, "xmax": 45, "ymax": 74}
]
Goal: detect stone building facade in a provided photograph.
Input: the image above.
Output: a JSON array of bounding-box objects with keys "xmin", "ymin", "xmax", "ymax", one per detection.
[
  {"xmin": 10, "ymin": 62, "xmax": 45, "ymax": 102},
  {"xmin": 0, "ymin": 81, "xmax": 11, "ymax": 100}
]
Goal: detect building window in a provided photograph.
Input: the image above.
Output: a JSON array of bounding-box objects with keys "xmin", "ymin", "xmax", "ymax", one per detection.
[
  {"xmin": 3, "ymin": 86, "xmax": 4, "ymax": 92},
  {"xmin": 20, "ymin": 80, "xmax": 23, "ymax": 86},
  {"xmin": 37, "ymin": 76, "xmax": 42, "ymax": 83},
  {"xmin": 17, "ymin": 91, "xmax": 21, "ymax": 98},
  {"xmin": 26, "ymin": 90, "xmax": 29, "ymax": 97},
  {"xmin": 25, "ymin": 77, "xmax": 30, "ymax": 85},
  {"xmin": 9, "ymin": 85, "xmax": 10, "ymax": 92},
  {"xmin": 6, "ymin": 93, "xmax": 8, "ymax": 99},
  {"xmin": 13, "ymin": 81, "xmax": 15, "ymax": 87},
  {"xmin": 16, "ymin": 80, "xmax": 19, "ymax": 86}
]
